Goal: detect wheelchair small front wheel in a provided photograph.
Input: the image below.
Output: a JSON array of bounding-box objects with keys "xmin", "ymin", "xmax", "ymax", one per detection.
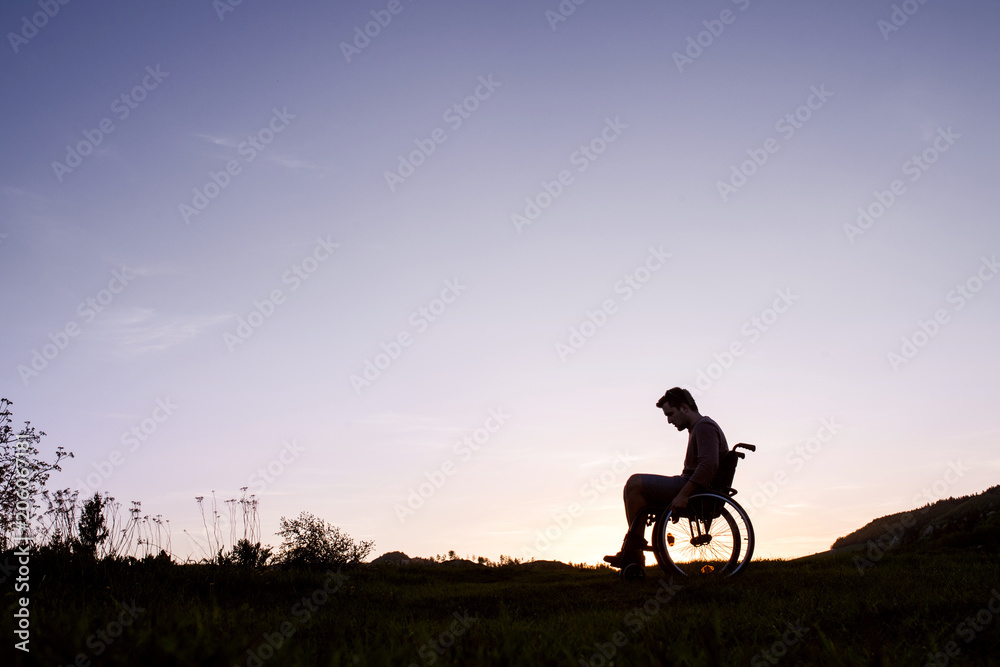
[
  {"xmin": 620, "ymin": 562, "xmax": 646, "ymax": 582},
  {"xmin": 651, "ymin": 493, "xmax": 754, "ymax": 578}
]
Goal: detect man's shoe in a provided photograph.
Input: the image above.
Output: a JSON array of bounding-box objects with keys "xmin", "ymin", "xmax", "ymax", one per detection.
[{"xmin": 603, "ymin": 535, "xmax": 647, "ymax": 568}]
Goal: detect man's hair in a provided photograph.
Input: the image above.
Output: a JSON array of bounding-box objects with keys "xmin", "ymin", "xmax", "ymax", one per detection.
[{"xmin": 656, "ymin": 387, "xmax": 698, "ymax": 412}]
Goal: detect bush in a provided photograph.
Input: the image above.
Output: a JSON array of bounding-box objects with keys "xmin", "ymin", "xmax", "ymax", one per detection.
[
  {"xmin": 217, "ymin": 538, "xmax": 272, "ymax": 567},
  {"xmin": 275, "ymin": 511, "xmax": 373, "ymax": 568}
]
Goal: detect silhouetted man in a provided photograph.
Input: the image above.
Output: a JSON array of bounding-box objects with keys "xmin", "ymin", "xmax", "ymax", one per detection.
[{"xmin": 604, "ymin": 387, "xmax": 729, "ymax": 568}]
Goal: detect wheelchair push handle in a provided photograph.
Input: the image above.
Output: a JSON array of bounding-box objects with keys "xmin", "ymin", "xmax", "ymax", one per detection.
[{"xmin": 732, "ymin": 443, "xmax": 756, "ymax": 459}]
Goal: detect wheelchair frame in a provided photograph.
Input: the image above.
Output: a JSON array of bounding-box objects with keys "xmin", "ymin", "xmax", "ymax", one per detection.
[{"xmin": 622, "ymin": 443, "xmax": 756, "ymax": 581}]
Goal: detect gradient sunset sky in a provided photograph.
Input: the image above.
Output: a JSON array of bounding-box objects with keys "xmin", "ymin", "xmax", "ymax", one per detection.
[{"xmin": 2, "ymin": 0, "xmax": 998, "ymax": 563}]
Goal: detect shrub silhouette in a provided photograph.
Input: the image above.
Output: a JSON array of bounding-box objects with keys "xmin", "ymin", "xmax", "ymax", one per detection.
[
  {"xmin": 217, "ymin": 538, "xmax": 273, "ymax": 567},
  {"xmin": 275, "ymin": 511, "xmax": 373, "ymax": 568}
]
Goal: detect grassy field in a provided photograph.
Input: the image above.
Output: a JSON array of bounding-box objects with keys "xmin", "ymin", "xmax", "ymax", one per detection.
[{"xmin": 4, "ymin": 548, "xmax": 1000, "ymax": 666}]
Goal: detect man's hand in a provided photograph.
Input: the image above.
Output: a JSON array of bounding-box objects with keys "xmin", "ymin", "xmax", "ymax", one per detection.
[
  {"xmin": 669, "ymin": 492, "xmax": 689, "ymax": 512},
  {"xmin": 670, "ymin": 480, "xmax": 699, "ymax": 513}
]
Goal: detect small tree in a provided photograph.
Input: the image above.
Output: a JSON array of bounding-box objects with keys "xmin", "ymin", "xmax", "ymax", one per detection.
[
  {"xmin": 0, "ymin": 398, "xmax": 73, "ymax": 549},
  {"xmin": 77, "ymin": 493, "xmax": 110, "ymax": 558},
  {"xmin": 275, "ymin": 511, "xmax": 373, "ymax": 568}
]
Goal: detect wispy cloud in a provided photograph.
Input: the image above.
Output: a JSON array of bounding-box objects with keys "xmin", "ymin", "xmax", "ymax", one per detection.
[
  {"xmin": 91, "ymin": 307, "xmax": 229, "ymax": 355},
  {"xmin": 120, "ymin": 261, "xmax": 192, "ymax": 278},
  {"xmin": 195, "ymin": 133, "xmax": 237, "ymax": 147},
  {"xmin": 266, "ymin": 154, "xmax": 326, "ymax": 171},
  {"xmin": 1, "ymin": 185, "xmax": 47, "ymax": 202},
  {"xmin": 193, "ymin": 133, "xmax": 325, "ymax": 176}
]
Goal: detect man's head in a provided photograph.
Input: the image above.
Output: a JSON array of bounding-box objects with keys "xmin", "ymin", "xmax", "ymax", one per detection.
[{"xmin": 656, "ymin": 387, "xmax": 700, "ymax": 431}]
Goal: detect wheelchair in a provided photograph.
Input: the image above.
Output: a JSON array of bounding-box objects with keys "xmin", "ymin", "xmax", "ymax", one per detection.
[{"xmin": 621, "ymin": 443, "xmax": 756, "ymax": 581}]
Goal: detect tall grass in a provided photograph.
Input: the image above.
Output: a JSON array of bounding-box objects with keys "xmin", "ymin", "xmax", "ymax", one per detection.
[
  {"xmin": 187, "ymin": 488, "xmax": 262, "ymax": 563},
  {"xmin": 3, "ymin": 548, "xmax": 997, "ymax": 666},
  {"xmin": 31, "ymin": 489, "xmax": 171, "ymax": 560}
]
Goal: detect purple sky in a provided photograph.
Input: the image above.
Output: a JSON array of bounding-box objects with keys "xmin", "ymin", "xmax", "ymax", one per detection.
[{"xmin": 2, "ymin": 0, "xmax": 998, "ymax": 563}]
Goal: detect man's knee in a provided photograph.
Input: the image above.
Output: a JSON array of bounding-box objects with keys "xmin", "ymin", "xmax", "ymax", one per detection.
[{"xmin": 624, "ymin": 474, "xmax": 643, "ymax": 497}]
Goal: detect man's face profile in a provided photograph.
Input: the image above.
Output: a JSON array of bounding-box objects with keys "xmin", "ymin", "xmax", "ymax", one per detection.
[{"xmin": 662, "ymin": 405, "xmax": 687, "ymax": 431}]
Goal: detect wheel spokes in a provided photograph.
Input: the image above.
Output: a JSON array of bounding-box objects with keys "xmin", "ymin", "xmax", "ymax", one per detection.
[{"xmin": 659, "ymin": 494, "xmax": 750, "ymax": 576}]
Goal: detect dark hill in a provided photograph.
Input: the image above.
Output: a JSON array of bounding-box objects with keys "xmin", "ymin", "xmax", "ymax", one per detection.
[{"xmin": 830, "ymin": 484, "xmax": 1000, "ymax": 553}]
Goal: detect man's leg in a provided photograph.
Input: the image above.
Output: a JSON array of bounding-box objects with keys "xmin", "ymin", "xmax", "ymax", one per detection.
[
  {"xmin": 605, "ymin": 475, "xmax": 650, "ymax": 567},
  {"xmin": 623, "ymin": 474, "xmax": 647, "ymax": 538},
  {"xmin": 606, "ymin": 474, "xmax": 691, "ymax": 565}
]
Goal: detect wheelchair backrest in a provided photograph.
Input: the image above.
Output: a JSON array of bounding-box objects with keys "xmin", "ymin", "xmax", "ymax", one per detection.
[{"xmin": 710, "ymin": 443, "xmax": 755, "ymax": 494}]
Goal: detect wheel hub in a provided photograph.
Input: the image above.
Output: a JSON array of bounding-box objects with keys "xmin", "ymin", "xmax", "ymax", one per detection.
[{"xmin": 690, "ymin": 534, "xmax": 713, "ymax": 547}]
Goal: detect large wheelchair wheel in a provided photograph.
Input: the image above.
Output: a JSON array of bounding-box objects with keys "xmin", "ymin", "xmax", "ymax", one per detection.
[{"xmin": 651, "ymin": 492, "xmax": 754, "ymax": 578}]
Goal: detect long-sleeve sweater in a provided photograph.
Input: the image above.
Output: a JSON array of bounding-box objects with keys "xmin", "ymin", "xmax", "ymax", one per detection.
[{"xmin": 682, "ymin": 416, "xmax": 729, "ymax": 488}]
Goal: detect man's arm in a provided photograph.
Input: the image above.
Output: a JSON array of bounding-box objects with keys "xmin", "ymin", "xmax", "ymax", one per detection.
[
  {"xmin": 669, "ymin": 478, "xmax": 701, "ymax": 510},
  {"xmin": 671, "ymin": 421, "xmax": 721, "ymax": 510}
]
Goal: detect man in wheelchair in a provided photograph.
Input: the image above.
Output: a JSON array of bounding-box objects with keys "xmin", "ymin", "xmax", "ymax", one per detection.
[{"xmin": 604, "ymin": 387, "xmax": 729, "ymax": 569}]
